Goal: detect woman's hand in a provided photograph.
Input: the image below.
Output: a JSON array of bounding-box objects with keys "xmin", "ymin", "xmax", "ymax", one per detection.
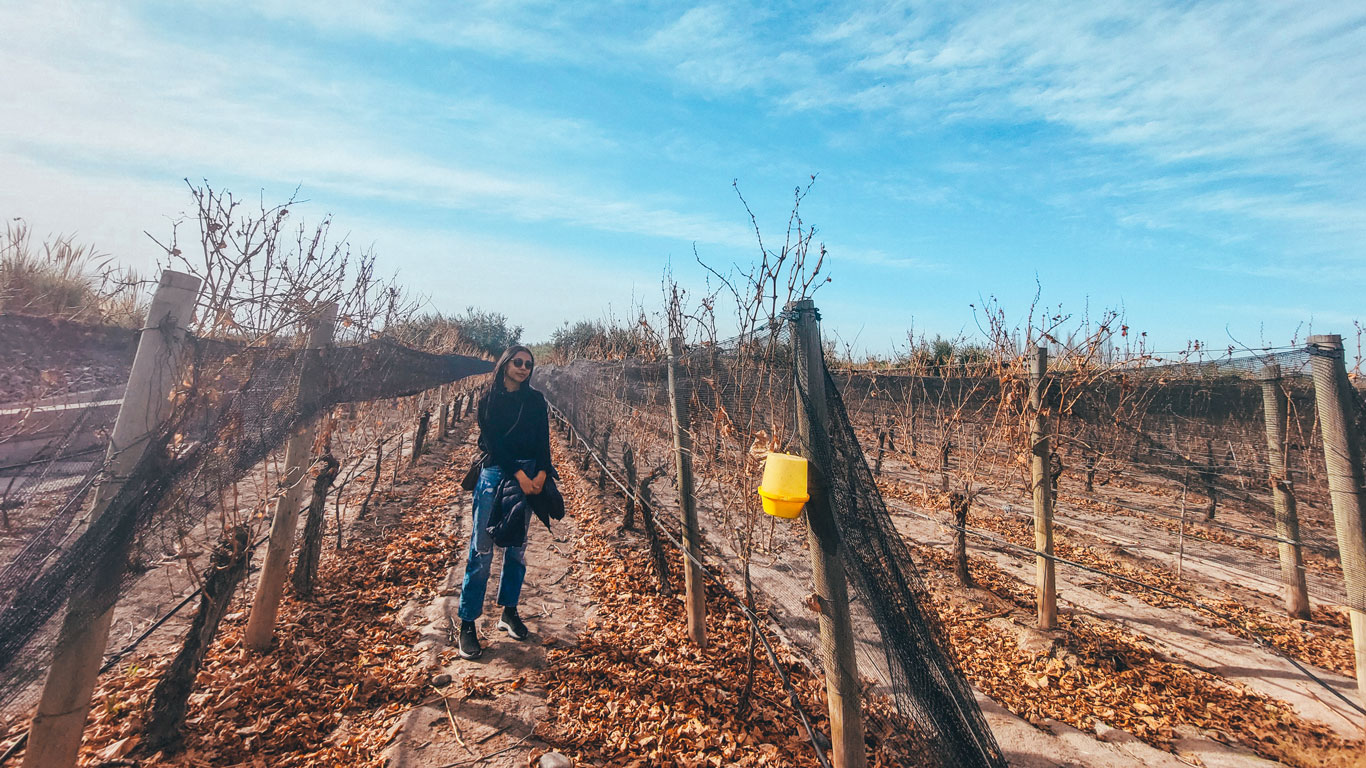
[
  {"xmin": 530, "ymin": 471, "xmax": 547, "ymax": 494},
  {"xmin": 515, "ymin": 470, "xmax": 537, "ymax": 496}
]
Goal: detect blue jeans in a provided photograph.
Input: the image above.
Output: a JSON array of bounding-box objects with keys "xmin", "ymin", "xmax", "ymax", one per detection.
[{"xmin": 457, "ymin": 467, "xmax": 527, "ymax": 621}]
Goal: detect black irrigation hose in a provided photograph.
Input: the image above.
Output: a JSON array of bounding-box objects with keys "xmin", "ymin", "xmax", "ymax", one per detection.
[
  {"xmin": 550, "ymin": 404, "xmax": 836, "ymax": 768},
  {"xmin": 885, "ymin": 500, "xmax": 1366, "ymax": 719}
]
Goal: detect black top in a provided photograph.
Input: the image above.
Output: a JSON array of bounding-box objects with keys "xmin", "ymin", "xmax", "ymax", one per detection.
[{"xmin": 477, "ymin": 384, "xmax": 554, "ymax": 479}]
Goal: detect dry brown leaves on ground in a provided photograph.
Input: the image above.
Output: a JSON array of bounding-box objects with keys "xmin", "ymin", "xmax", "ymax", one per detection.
[
  {"xmin": 913, "ymin": 546, "xmax": 1364, "ymax": 768},
  {"xmin": 68, "ymin": 451, "xmax": 467, "ymax": 767},
  {"xmin": 880, "ymin": 477, "xmax": 1357, "ymax": 677},
  {"xmin": 533, "ymin": 450, "xmax": 925, "ymax": 768}
]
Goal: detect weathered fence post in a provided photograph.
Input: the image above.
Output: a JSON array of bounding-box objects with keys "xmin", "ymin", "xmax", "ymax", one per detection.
[
  {"xmin": 788, "ymin": 299, "xmax": 866, "ymax": 768},
  {"xmin": 598, "ymin": 423, "xmax": 612, "ymax": 492},
  {"xmin": 23, "ymin": 269, "xmax": 201, "ymax": 768},
  {"xmin": 1305, "ymin": 334, "xmax": 1366, "ymax": 705},
  {"xmin": 667, "ymin": 334, "xmax": 707, "ymax": 649},
  {"xmin": 1030, "ymin": 345, "xmax": 1058, "ymax": 631},
  {"xmin": 622, "ymin": 443, "xmax": 638, "ymax": 531},
  {"xmin": 874, "ymin": 429, "xmax": 887, "ymax": 477},
  {"xmin": 1258, "ymin": 364, "xmax": 1311, "ymax": 620},
  {"xmin": 437, "ymin": 385, "xmax": 449, "ymax": 441},
  {"xmin": 244, "ymin": 303, "xmax": 338, "ymax": 652}
]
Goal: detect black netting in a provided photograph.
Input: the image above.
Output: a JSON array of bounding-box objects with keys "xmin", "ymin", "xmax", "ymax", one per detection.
[
  {"xmin": 538, "ymin": 318, "xmax": 1005, "ymax": 768},
  {"xmin": 807, "ymin": 361, "xmax": 1004, "ymax": 767},
  {"xmin": 540, "ymin": 314, "xmax": 1366, "ymax": 761},
  {"xmin": 0, "ymin": 317, "xmax": 491, "ymax": 711}
]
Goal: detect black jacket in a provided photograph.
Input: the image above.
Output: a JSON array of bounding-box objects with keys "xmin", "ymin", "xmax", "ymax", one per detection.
[
  {"xmin": 477, "ymin": 384, "xmax": 555, "ymax": 479},
  {"xmin": 488, "ymin": 459, "xmax": 565, "ymax": 548}
]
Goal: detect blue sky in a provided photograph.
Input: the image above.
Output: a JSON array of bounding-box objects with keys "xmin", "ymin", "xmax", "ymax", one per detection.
[{"xmin": 2, "ymin": 1, "xmax": 1363, "ymax": 355}]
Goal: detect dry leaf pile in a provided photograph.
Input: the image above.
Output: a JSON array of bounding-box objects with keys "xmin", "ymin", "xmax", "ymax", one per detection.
[
  {"xmin": 912, "ymin": 545, "xmax": 1364, "ymax": 768},
  {"xmin": 67, "ymin": 453, "xmax": 469, "ymax": 766},
  {"xmin": 533, "ymin": 452, "xmax": 926, "ymax": 768}
]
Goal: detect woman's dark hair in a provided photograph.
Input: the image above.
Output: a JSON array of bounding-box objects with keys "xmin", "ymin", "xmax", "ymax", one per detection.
[{"xmin": 491, "ymin": 345, "xmax": 535, "ymax": 391}]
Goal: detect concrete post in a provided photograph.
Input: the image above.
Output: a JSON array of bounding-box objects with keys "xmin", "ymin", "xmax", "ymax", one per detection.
[
  {"xmin": 244, "ymin": 303, "xmax": 338, "ymax": 651},
  {"xmin": 1257, "ymin": 364, "xmax": 1311, "ymax": 620},
  {"xmin": 23, "ymin": 269, "xmax": 201, "ymax": 768},
  {"xmin": 789, "ymin": 299, "xmax": 866, "ymax": 768},
  {"xmin": 1029, "ymin": 346, "xmax": 1058, "ymax": 630},
  {"xmin": 1306, "ymin": 334, "xmax": 1366, "ymax": 706},
  {"xmin": 667, "ymin": 334, "xmax": 707, "ymax": 648}
]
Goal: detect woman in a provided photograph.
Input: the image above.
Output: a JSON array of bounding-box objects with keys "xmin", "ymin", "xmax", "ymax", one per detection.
[{"xmin": 456, "ymin": 344, "xmax": 555, "ymax": 660}]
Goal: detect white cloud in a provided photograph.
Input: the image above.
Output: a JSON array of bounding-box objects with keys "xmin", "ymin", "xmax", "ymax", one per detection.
[{"xmin": 0, "ymin": 1, "xmax": 753, "ymax": 261}]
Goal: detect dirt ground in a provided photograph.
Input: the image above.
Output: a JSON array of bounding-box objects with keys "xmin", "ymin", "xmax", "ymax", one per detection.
[
  {"xmin": 4, "ymin": 388, "xmax": 1361, "ymax": 766},
  {"xmin": 383, "ymin": 426, "xmax": 593, "ymax": 768}
]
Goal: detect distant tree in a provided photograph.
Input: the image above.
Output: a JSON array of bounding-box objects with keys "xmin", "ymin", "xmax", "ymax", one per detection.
[
  {"xmin": 548, "ymin": 315, "xmax": 656, "ymax": 361},
  {"xmin": 395, "ymin": 307, "xmax": 522, "ymax": 358},
  {"xmin": 450, "ymin": 306, "xmax": 522, "ymax": 357}
]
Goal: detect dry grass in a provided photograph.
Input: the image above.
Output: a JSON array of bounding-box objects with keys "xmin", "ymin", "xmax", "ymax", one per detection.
[{"xmin": 0, "ymin": 219, "xmax": 143, "ymax": 325}]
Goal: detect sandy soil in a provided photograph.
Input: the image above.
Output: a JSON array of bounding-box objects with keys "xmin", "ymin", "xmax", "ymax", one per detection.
[{"xmin": 384, "ymin": 426, "xmax": 593, "ymax": 768}]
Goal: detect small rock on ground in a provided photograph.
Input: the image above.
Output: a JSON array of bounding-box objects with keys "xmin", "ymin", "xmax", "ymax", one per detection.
[{"xmin": 539, "ymin": 752, "xmax": 572, "ymax": 768}]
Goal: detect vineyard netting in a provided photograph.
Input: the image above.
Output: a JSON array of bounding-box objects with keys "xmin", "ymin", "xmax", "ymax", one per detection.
[
  {"xmin": 539, "ymin": 314, "xmax": 1007, "ymax": 768},
  {"xmin": 0, "ymin": 309, "xmax": 492, "ymax": 714},
  {"xmin": 539, "ymin": 313, "xmax": 1366, "ymax": 765}
]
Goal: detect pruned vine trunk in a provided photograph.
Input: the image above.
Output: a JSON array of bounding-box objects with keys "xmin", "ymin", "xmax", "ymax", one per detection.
[
  {"xmin": 359, "ymin": 439, "xmax": 382, "ymax": 520},
  {"xmin": 293, "ymin": 453, "xmax": 340, "ymax": 597},
  {"xmin": 950, "ymin": 492, "xmax": 972, "ymax": 587},
  {"xmin": 141, "ymin": 526, "xmax": 251, "ymax": 755}
]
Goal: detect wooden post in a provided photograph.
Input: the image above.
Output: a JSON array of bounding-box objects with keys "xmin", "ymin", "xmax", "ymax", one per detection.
[
  {"xmin": 874, "ymin": 430, "xmax": 886, "ymax": 477},
  {"xmin": 23, "ymin": 269, "xmax": 201, "ymax": 768},
  {"xmin": 622, "ymin": 443, "xmax": 638, "ymax": 531},
  {"xmin": 788, "ymin": 299, "xmax": 866, "ymax": 768},
  {"xmin": 1202, "ymin": 438, "xmax": 1219, "ymax": 521},
  {"xmin": 667, "ymin": 334, "xmax": 707, "ymax": 649},
  {"xmin": 597, "ymin": 423, "xmax": 612, "ymax": 492},
  {"xmin": 244, "ymin": 303, "xmax": 338, "ymax": 652},
  {"xmin": 1030, "ymin": 345, "xmax": 1058, "ymax": 630},
  {"xmin": 1258, "ymin": 364, "xmax": 1311, "ymax": 620},
  {"xmin": 437, "ymin": 385, "xmax": 449, "ymax": 441},
  {"xmin": 1306, "ymin": 334, "xmax": 1366, "ymax": 706}
]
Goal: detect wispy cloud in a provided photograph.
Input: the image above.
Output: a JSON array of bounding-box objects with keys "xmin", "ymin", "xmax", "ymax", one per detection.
[{"xmin": 0, "ymin": 2, "xmax": 753, "ymax": 251}]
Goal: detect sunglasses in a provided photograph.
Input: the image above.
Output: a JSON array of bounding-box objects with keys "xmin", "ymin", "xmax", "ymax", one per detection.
[{"xmin": 509, "ymin": 358, "xmax": 534, "ymax": 370}]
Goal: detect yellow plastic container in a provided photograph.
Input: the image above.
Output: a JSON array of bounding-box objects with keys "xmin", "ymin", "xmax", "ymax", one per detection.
[{"xmin": 758, "ymin": 452, "xmax": 809, "ymax": 519}]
